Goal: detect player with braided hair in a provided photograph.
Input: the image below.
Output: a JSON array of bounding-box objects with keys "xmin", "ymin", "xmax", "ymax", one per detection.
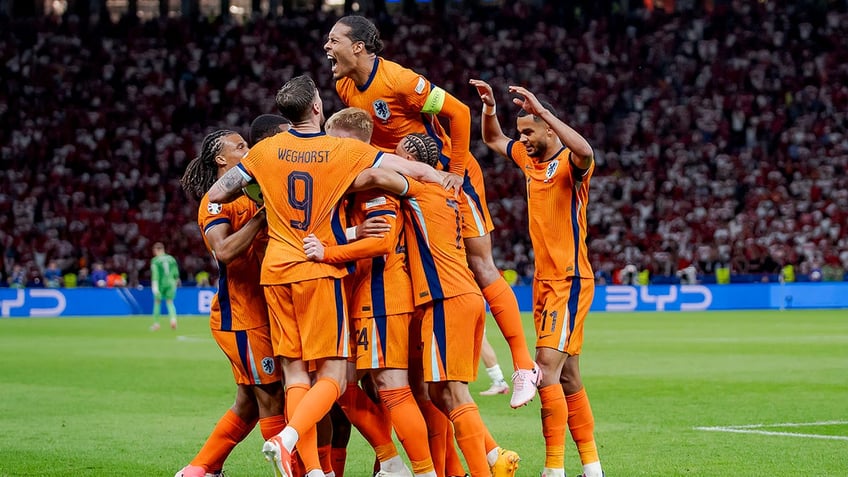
[
  {"xmin": 174, "ymin": 129, "xmax": 286, "ymax": 477},
  {"xmin": 326, "ymin": 15, "xmax": 540, "ymax": 421},
  {"xmin": 391, "ymin": 133, "xmax": 520, "ymax": 477},
  {"xmin": 398, "ymin": 133, "xmax": 440, "ymax": 168},
  {"xmin": 181, "ymin": 130, "xmax": 238, "ymax": 200}
]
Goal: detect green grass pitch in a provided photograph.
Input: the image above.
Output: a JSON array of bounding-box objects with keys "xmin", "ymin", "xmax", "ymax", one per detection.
[{"xmin": 1, "ymin": 310, "xmax": 846, "ymax": 476}]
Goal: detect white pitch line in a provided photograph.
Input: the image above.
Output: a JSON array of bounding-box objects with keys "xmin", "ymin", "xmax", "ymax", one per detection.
[
  {"xmin": 176, "ymin": 335, "xmax": 213, "ymax": 343},
  {"xmin": 726, "ymin": 420, "xmax": 848, "ymax": 429},
  {"xmin": 694, "ymin": 426, "xmax": 848, "ymax": 441}
]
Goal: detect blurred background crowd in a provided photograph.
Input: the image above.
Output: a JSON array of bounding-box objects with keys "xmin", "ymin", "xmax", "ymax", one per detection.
[{"xmin": 1, "ymin": 0, "xmax": 846, "ymax": 288}]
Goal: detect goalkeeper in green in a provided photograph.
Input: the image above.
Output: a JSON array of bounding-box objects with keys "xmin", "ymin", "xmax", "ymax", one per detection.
[{"xmin": 150, "ymin": 242, "xmax": 181, "ymax": 331}]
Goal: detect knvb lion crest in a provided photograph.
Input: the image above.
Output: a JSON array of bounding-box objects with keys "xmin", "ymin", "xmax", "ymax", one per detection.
[
  {"xmin": 373, "ymin": 99, "xmax": 391, "ymax": 121},
  {"xmin": 545, "ymin": 159, "xmax": 559, "ymax": 181},
  {"xmin": 261, "ymin": 357, "xmax": 275, "ymax": 375}
]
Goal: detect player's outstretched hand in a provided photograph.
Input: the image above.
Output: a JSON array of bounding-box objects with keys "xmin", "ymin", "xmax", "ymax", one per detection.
[
  {"xmin": 439, "ymin": 171, "xmax": 463, "ymax": 197},
  {"xmin": 469, "ymin": 79, "xmax": 496, "ymax": 107},
  {"xmin": 509, "ymin": 85, "xmax": 547, "ymax": 117},
  {"xmin": 303, "ymin": 234, "xmax": 325, "ymax": 261},
  {"xmin": 357, "ymin": 216, "xmax": 390, "ymax": 239}
]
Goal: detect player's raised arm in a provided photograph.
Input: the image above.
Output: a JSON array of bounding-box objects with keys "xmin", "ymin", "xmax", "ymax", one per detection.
[
  {"xmin": 208, "ymin": 164, "xmax": 251, "ymax": 204},
  {"xmin": 423, "ymin": 86, "xmax": 472, "ymax": 176},
  {"xmin": 469, "ymin": 78, "xmax": 512, "ymax": 157},
  {"xmin": 508, "ymin": 84, "xmax": 594, "ymax": 169}
]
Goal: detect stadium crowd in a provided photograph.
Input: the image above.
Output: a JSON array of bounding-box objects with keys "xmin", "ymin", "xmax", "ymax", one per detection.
[{"xmin": 1, "ymin": 1, "xmax": 846, "ymax": 288}]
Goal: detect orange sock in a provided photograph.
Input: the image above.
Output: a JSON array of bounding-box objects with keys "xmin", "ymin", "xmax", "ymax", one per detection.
[
  {"xmin": 338, "ymin": 384, "xmax": 397, "ymax": 461},
  {"xmin": 288, "ymin": 379, "xmax": 341, "ymax": 473},
  {"xmin": 286, "ymin": 383, "xmax": 310, "ymax": 421},
  {"xmin": 448, "ymin": 403, "xmax": 489, "ymax": 477},
  {"xmin": 380, "ymin": 386, "xmax": 435, "ymax": 474},
  {"xmin": 189, "ymin": 409, "xmax": 250, "ymax": 471},
  {"xmin": 331, "ymin": 447, "xmax": 347, "ymax": 477},
  {"xmin": 207, "ymin": 416, "xmax": 256, "ymax": 473},
  {"xmin": 259, "ymin": 414, "xmax": 287, "ymax": 440},
  {"xmin": 539, "ymin": 384, "xmax": 567, "ymax": 469},
  {"xmin": 318, "ymin": 443, "xmax": 333, "ymax": 473},
  {"xmin": 482, "ymin": 278, "xmax": 534, "ymax": 370},
  {"xmin": 566, "ymin": 388, "xmax": 600, "ymax": 465},
  {"xmin": 292, "ymin": 449, "xmax": 307, "ymax": 477},
  {"xmin": 445, "ymin": 422, "xmax": 465, "ymax": 476},
  {"xmin": 482, "ymin": 428, "xmax": 498, "ymax": 455},
  {"xmin": 418, "ymin": 399, "xmax": 448, "ymax": 477}
]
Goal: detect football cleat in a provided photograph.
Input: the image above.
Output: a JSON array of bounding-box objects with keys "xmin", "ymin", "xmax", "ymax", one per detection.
[
  {"xmin": 540, "ymin": 469, "xmax": 565, "ymax": 477},
  {"xmin": 490, "ymin": 449, "xmax": 520, "ymax": 477},
  {"xmin": 480, "ymin": 382, "xmax": 510, "ymax": 396},
  {"xmin": 263, "ymin": 436, "xmax": 293, "ymax": 477},
  {"xmin": 509, "ymin": 362, "xmax": 542, "ymax": 408},
  {"xmin": 150, "ymin": 322, "xmax": 161, "ymax": 331},
  {"xmin": 174, "ymin": 465, "xmax": 205, "ymax": 477},
  {"xmin": 374, "ymin": 465, "xmax": 413, "ymax": 477}
]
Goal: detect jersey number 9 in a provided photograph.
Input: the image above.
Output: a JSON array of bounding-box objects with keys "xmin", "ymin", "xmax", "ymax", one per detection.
[{"xmin": 288, "ymin": 171, "xmax": 313, "ymax": 231}]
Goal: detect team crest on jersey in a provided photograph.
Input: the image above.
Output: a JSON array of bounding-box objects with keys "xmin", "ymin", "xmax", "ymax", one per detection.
[
  {"xmin": 261, "ymin": 357, "xmax": 275, "ymax": 375},
  {"xmin": 545, "ymin": 160, "xmax": 559, "ymax": 181},
  {"xmin": 373, "ymin": 99, "xmax": 391, "ymax": 121},
  {"xmin": 207, "ymin": 202, "xmax": 223, "ymax": 214}
]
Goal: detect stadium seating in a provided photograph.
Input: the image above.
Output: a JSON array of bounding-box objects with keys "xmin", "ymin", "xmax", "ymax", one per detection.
[{"xmin": 1, "ymin": 3, "xmax": 846, "ymax": 287}]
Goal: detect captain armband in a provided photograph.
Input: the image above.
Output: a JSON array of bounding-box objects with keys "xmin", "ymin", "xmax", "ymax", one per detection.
[{"xmin": 421, "ymin": 87, "xmax": 446, "ymax": 114}]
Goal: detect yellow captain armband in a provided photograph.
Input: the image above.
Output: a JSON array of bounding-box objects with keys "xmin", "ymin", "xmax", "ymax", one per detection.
[{"xmin": 421, "ymin": 86, "xmax": 446, "ymax": 114}]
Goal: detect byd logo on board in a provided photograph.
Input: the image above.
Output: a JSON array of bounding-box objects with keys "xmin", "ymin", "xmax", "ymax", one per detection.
[
  {"xmin": 0, "ymin": 289, "xmax": 67, "ymax": 317},
  {"xmin": 604, "ymin": 285, "xmax": 713, "ymax": 311}
]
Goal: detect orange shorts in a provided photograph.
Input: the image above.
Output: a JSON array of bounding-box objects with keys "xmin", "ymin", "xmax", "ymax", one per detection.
[
  {"xmin": 353, "ymin": 312, "xmax": 412, "ymax": 370},
  {"xmin": 264, "ymin": 277, "xmax": 351, "ymax": 361},
  {"xmin": 533, "ymin": 277, "xmax": 595, "ymax": 355},
  {"xmin": 421, "ymin": 293, "xmax": 485, "ymax": 383},
  {"xmin": 212, "ymin": 326, "xmax": 282, "ymax": 386},
  {"xmin": 460, "ymin": 159, "xmax": 495, "ymax": 239}
]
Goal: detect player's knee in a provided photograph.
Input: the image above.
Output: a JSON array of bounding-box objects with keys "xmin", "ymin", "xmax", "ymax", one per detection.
[{"xmin": 466, "ymin": 255, "xmax": 501, "ymax": 286}]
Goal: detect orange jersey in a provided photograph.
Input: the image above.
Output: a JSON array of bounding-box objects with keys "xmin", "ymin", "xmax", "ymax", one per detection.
[
  {"xmin": 197, "ymin": 194, "xmax": 268, "ymax": 331},
  {"xmin": 402, "ymin": 180, "xmax": 480, "ymax": 305},
  {"xmin": 335, "ymin": 57, "xmax": 455, "ymax": 171},
  {"xmin": 322, "ymin": 191, "xmax": 414, "ymax": 318},
  {"xmin": 238, "ymin": 129, "xmax": 383, "ymax": 285},
  {"xmin": 507, "ymin": 141, "xmax": 594, "ymax": 280}
]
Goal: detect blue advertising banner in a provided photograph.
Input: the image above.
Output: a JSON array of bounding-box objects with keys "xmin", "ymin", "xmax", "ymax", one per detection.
[
  {"xmin": 1, "ymin": 283, "xmax": 847, "ymax": 317},
  {"xmin": 0, "ymin": 287, "xmax": 218, "ymax": 317},
  {"xmin": 507, "ymin": 283, "xmax": 848, "ymax": 313}
]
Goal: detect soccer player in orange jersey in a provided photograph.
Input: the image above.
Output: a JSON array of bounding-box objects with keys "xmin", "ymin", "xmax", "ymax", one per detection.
[
  {"xmin": 175, "ymin": 129, "xmax": 286, "ymax": 477},
  {"xmin": 470, "ymin": 79, "xmax": 604, "ymax": 477},
  {"xmin": 299, "ymin": 107, "xmax": 436, "ymax": 477},
  {"xmin": 206, "ymin": 75, "xmax": 457, "ymax": 477},
  {"xmin": 391, "ymin": 133, "xmax": 521, "ymax": 477},
  {"xmin": 325, "ymin": 16, "xmax": 540, "ymax": 408}
]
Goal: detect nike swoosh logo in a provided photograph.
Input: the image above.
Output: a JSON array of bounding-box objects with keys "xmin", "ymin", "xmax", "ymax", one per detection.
[{"xmin": 237, "ymin": 209, "xmax": 248, "ymax": 215}]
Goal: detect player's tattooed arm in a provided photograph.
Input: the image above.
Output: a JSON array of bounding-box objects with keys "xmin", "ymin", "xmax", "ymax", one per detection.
[{"xmin": 208, "ymin": 167, "xmax": 249, "ymax": 204}]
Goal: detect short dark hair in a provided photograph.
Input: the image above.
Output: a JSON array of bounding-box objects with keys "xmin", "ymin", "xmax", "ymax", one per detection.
[
  {"xmin": 517, "ymin": 100, "xmax": 558, "ymax": 121},
  {"xmin": 337, "ymin": 16, "xmax": 384, "ymax": 55},
  {"xmin": 275, "ymin": 75, "xmax": 317, "ymax": 123},
  {"xmin": 249, "ymin": 114, "xmax": 291, "ymax": 146}
]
